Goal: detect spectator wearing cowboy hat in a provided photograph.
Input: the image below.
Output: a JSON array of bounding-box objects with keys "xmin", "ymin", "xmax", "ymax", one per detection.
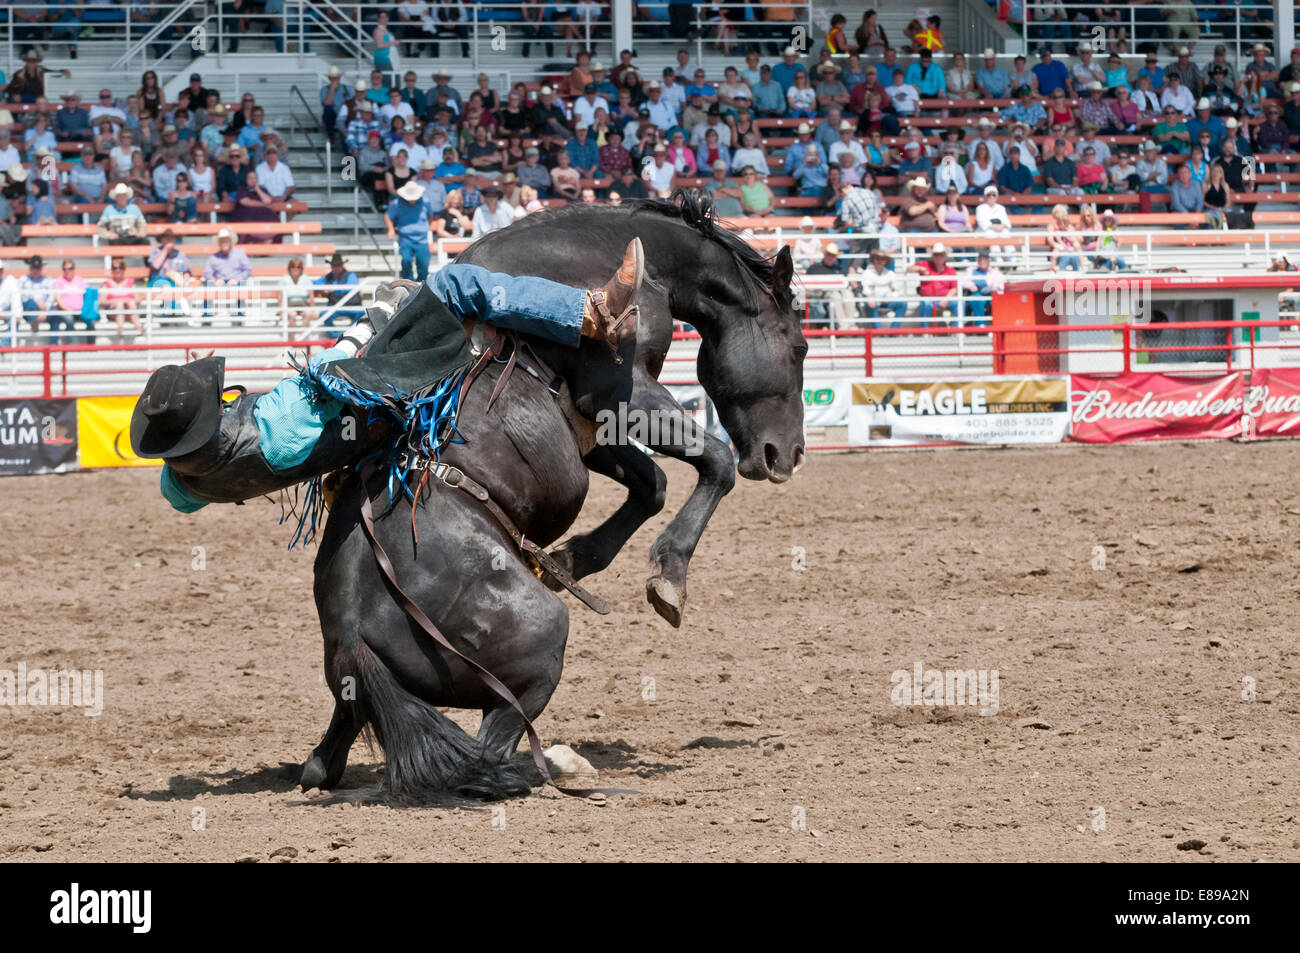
[
  {"xmin": 909, "ymin": 243, "xmax": 958, "ymax": 325},
  {"xmin": 860, "ymin": 249, "xmax": 906, "ymax": 328},
  {"xmin": 900, "ymin": 177, "xmax": 940, "ymax": 232},
  {"xmin": 55, "ymin": 91, "xmax": 93, "ymax": 142},
  {"xmin": 254, "ymin": 145, "xmax": 295, "ymax": 200},
  {"xmin": 386, "ymin": 180, "xmax": 433, "ymax": 281},
  {"xmin": 202, "ymin": 228, "xmax": 252, "ymax": 300},
  {"xmin": 472, "ymin": 185, "xmax": 515, "ymax": 237},
  {"xmin": 805, "ymin": 242, "xmax": 853, "ymax": 329},
  {"xmin": 96, "ymin": 184, "xmax": 147, "ymax": 244}
]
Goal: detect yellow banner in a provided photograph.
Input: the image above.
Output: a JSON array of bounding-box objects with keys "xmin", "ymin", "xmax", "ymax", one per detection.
[{"xmin": 77, "ymin": 396, "xmax": 159, "ymax": 468}]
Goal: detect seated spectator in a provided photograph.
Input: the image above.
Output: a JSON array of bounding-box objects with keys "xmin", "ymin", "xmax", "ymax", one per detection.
[
  {"xmin": 550, "ymin": 149, "xmax": 583, "ymax": 201},
  {"xmin": 254, "ymin": 145, "xmax": 294, "ymax": 201},
  {"xmin": 1203, "ymin": 161, "xmax": 1231, "ymax": 228},
  {"xmin": 786, "ymin": 71, "xmax": 817, "ymax": 119},
  {"xmin": 53, "ymin": 260, "xmax": 89, "ymax": 345},
  {"xmin": 1170, "ymin": 161, "xmax": 1204, "ymax": 217},
  {"xmin": 908, "ymin": 243, "xmax": 958, "ymax": 325},
  {"xmin": 1033, "ymin": 48, "xmax": 1072, "ymax": 97},
  {"xmin": 804, "ymin": 242, "xmax": 853, "ymax": 328},
  {"xmin": 1076, "ymin": 82, "xmax": 1111, "ymax": 129},
  {"xmin": 1153, "ymin": 107, "xmax": 1190, "ymax": 155},
  {"xmin": 1160, "ymin": 73, "xmax": 1195, "ymax": 117},
  {"xmin": 1108, "ymin": 149, "xmax": 1140, "ymax": 192},
  {"xmin": 1076, "ymin": 147, "xmax": 1107, "ymax": 192},
  {"xmin": 934, "ymin": 148, "xmax": 968, "ymax": 193},
  {"xmin": 860, "ymin": 249, "xmax": 906, "ymax": 328},
  {"xmin": 65, "ymin": 145, "xmax": 107, "ymax": 205},
  {"xmin": 1000, "ymin": 86, "xmax": 1047, "ymax": 133},
  {"xmin": 26, "ymin": 179, "xmax": 56, "ymax": 226},
  {"xmin": 885, "ymin": 68, "xmax": 920, "ymax": 119},
  {"xmin": 815, "ymin": 63, "xmax": 850, "ymax": 115},
  {"xmin": 936, "ymin": 186, "xmax": 972, "ymax": 234},
  {"xmin": 19, "ymin": 255, "xmax": 55, "ymax": 342},
  {"xmin": 230, "ymin": 169, "xmax": 280, "ymax": 237},
  {"xmin": 1043, "ymin": 138, "xmax": 1080, "ymax": 195},
  {"xmin": 997, "ymin": 145, "xmax": 1034, "ymax": 196},
  {"xmin": 959, "ymin": 251, "xmax": 1005, "ymax": 322},
  {"xmin": 1006, "ymin": 124, "xmax": 1040, "ymax": 172},
  {"xmin": 1256, "ymin": 104, "xmax": 1291, "ymax": 159},
  {"xmin": 793, "ymin": 145, "xmax": 829, "ymax": 195},
  {"xmin": 642, "ymin": 144, "xmax": 675, "ymax": 197},
  {"xmin": 730, "ymin": 131, "xmax": 767, "ymax": 178},
  {"xmin": 126, "ymin": 150, "xmax": 154, "ymax": 202},
  {"xmin": 703, "ymin": 160, "xmax": 744, "ymax": 217},
  {"xmin": 472, "ymin": 184, "xmax": 515, "ymax": 236},
  {"xmin": 1136, "ymin": 140, "xmax": 1171, "ymax": 194},
  {"xmin": 274, "ymin": 256, "xmax": 313, "ymax": 329},
  {"xmin": 975, "ymin": 185, "xmax": 1013, "ymax": 268},
  {"xmin": 736, "ymin": 165, "xmax": 774, "ymax": 214},
  {"xmin": 1103, "ymin": 86, "xmax": 1139, "ymax": 136},
  {"xmin": 947, "ymin": 51, "xmax": 976, "ymax": 98},
  {"xmin": 896, "ymin": 140, "xmax": 932, "ymax": 188},
  {"xmin": 169, "ymin": 172, "xmax": 198, "ymax": 223},
  {"xmin": 148, "ymin": 230, "xmax": 193, "ymax": 288},
  {"xmin": 152, "ymin": 147, "xmax": 187, "ymax": 203},
  {"xmin": 23, "ymin": 114, "xmax": 57, "ymax": 161},
  {"xmin": 89, "ymin": 88, "xmax": 126, "ymax": 132},
  {"xmin": 1103, "ymin": 53, "xmax": 1131, "ymax": 95},
  {"xmin": 792, "ymin": 216, "xmax": 823, "ymax": 266},
  {"xmin": 435, "ymin": 146, "xmax": 467, "ymax": 190},
  {"xmin": 693, "ymin": 128, "xmax": 728, "ymax": 177},
  {"xmin": 1047, "ymin": 205, "xmax": 1082, "ymax": 271},
  {"xmin": 92, "ymin": 185, "xmax": 145, "ymax": 246},
  {"xmin": 101, "ymin": 257, "xmax": 141, "ymax": 341},
  {"xmin": 0, "ymin": 131, "xmax": 19, "ymax": 170},
  {"xmin": 312, "ymin": 253, "xmax": 363, "ymax": 329},
  {"xmin": 431, "ymin": 187, "xmax": 472, "ymax": 238},
  {"xmin": 202, "ymin": 228, "xmax": 252, "ymax": 319},
  {"xmin": 900, "ymin": 178, "xmax": 939, "ymax": 231},
  {"xmin": 56, "ymin": 90, "xmax": 92, "ymax": 142},
  {"xmin": 905, "ymin": 48, "xmax": 947, "ymax": 97}
]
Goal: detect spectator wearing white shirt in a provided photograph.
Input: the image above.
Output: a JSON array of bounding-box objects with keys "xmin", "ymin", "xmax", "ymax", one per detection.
[
  {"xmin": 1160, "ymin": 73, "xmax": 1196, "ymax": 116},
  {"xmin": 379, "ymin": 88, "xmax": 415, "ymax": 128},
  {"xmin": 151, "ymin": 148, "xmax": 188, "ymax": 202},
  {"xmin": 730, "ymin": 132, "xmax": 768, "ymax": 178},
  {"xmin": 643, "ymin": 143, "xmax": 676, "ymax": 195},
  {"xmin": 934, "ymin": 149, "xmax": 968, "ymax": 193},
  {"xmin": 471, "ymin": 186, "xmax": 516, "ymax": 236},
  {"xmin": 389, "ymin": 128, "xmax": 428, "ymax": 168},
  {"xmin": 0, "ymin": 130, "xmax": 20, "ymax": 170},
  {"xmin": 573, "ymin": 84, "xmax": 611, "ymax": 129},
  {"xmin": 827, "ymin": 121, "xmax": 867, "ymax": 166},
  {"xmin": 0, "ymin": 261, "xmax": 20, "ymax": 347},
  {"xmin": 965, "ymin": 119, "xmax": 1005, "ymax": 169},
  {"xmin": 690, "ymin": 107, "xmax": 733, "ymax": 149},
  {"xmin": 974, "ymin": 185, "xmax": 1014, "ymax": 268},
  {"xmin": 642, "ymin": 82, "xmax": 677, "ymax": 132},
  {"xmin": 254, "ymin": 145, "xmax": 295, "ymax": 199},
  {"xmin": 884, "ymin": 69, "xmax": 920, "ymax": 116},
  {"xmin": 88, "ymin": 88, "xmax": 126, "ymax": 133},
  {"xmin": 659, "ymin": 68, "xmax": 686, "ymax": 117}
]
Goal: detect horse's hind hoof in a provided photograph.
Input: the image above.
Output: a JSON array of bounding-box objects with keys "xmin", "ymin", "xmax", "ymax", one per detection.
[
  {"xmin": 646, "ymin": 576, "xmax": 684, "ymax": 628},
  {"xmin": 299, "ymin": 755, "xmax": 329, "ymax": 792},
  {"xmin": 540, "ymin": 548, "xmax": 576, "ymax": 593}
]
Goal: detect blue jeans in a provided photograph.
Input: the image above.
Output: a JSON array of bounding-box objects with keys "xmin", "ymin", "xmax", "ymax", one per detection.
[
  {"xmin": 1055, "ymin": 254, "xmax": 1082, "ymax": 271},
  {"xmin": 398, "ymin": 236, "xmax": 431, "ymax": 282},
  {"xmin": 428, "ymin": 263, "xmax": 585, "ymax": 348},
  {"xmin": 864, "ymin": 302, "xmax": 906, "ymax": 328},
  {"xmin": 918, "ymin": 299, "xmax": 953, "ymax": 325}
]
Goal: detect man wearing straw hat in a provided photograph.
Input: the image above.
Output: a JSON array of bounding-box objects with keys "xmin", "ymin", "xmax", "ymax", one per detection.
[
  {"xmin": 202, "ymin": 228, "xmax": 253, "ymax": 323},
  {"xmin": 386, "ymin": 179, "xmax": 433, "ymax": 281},
  {"xmin": 860, "ymin": 248, "xmax": 906, "ymax": 329},
  {"xmin": 96, "ymin": 183, "xmax": 148, "ymax": 244}
]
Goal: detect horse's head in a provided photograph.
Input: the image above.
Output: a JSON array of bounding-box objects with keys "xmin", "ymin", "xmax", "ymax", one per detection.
[{"xmin": 691, "ymin": 239, "xmax": 807, "ymax": 483}]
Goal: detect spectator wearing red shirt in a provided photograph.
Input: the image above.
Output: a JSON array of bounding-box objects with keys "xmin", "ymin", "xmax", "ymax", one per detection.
[{"xmin": 909, "ymin": 243, "xmax": 958, "ymax": 325}]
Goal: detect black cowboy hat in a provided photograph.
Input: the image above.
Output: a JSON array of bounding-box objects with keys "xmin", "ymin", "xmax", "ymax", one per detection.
[{"xmin": 130, "ymin": 357, "xmax": 226, "ymax": 459}]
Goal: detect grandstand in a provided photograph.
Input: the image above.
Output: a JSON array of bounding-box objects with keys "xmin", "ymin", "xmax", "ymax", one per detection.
[{"xmin": 2, "ymin": 1, "xmax": 1300, "ymax": 402}]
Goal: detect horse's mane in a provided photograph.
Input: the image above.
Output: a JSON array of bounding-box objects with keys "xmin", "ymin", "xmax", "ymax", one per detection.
[{"xmin": 510, "ymin": 190, "xmax": 793, "ymax": 312}]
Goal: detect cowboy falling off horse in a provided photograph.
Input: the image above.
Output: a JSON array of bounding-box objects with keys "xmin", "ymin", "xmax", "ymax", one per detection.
[
  {"xmin": 128, "ymin": 194, "xmax": 807, "ymax": 800},
  {"xmin": 131, "ymin": 240, "xmax": 644, "ymax": 509}
]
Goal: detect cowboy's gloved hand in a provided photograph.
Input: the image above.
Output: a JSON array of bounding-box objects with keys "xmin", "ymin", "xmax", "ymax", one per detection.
[{"xmin": 372, "ymin": 278, "xmax": 422, "ymax": 318}]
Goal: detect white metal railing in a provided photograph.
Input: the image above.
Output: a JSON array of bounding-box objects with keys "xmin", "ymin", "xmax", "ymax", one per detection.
[{"xmin": 1021, "ymin": 2, "xmax": 1278, "ymax": 66}]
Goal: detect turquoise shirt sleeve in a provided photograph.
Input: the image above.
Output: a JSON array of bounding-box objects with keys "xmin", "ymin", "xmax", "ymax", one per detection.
[{"xmin": 160, "ymin": 464, "xmax": 209, "ymax": 513}]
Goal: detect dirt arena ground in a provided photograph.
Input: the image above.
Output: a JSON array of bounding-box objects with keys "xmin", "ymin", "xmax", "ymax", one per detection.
[{"xmin": 2, "ymin": 439, "xmax": 1298, "ymax": 862}]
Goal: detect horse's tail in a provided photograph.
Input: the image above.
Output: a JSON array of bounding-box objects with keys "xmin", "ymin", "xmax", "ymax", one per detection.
[{"xmin": 344, "ymin": 632, "xmax": 534, "ymax": 802}]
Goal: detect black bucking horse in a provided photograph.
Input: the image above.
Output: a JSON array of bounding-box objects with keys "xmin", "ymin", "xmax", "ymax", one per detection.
[{"xmin": 296, "ymin": 193, "xmax": 807, "ymax": 799}]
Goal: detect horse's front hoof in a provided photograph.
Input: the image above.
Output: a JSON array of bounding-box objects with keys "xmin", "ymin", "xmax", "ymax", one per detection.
[
  {"xmin": 299, "ymin": 755, "xmax": 329, "ymax": 792},
  {"xmin": 646, "ymin": 575, "xmax": 684, "ymax": 628}
]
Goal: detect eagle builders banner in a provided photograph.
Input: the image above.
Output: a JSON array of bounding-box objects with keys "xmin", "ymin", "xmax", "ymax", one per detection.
[
  {"xmin": 0, "ymin": 398, "xmax": 78, "ymax": 475},
  {"xmin": 1244, "ymin": 368, "xmax": 1300, "ymax": 439},
  {"xmin": 1069, "ymin": 373, "xmax": 1243, "ymax": 443},
  {"xmin": 77, "ymin": 395, "xmax": 158, "ymax": 468},
  {"xmin": 848, "ymin": 377, "xmax": 1071, "ymax": 447}
]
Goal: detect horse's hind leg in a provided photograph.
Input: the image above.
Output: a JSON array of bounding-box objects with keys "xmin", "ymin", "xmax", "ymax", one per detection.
[{"xmin": 300, "ymin": 699, "xmax": 364, "ymax": 792}]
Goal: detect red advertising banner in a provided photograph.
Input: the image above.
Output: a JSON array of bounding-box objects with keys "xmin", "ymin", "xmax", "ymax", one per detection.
[
  {"xmin": 1070, "ymin": 373, "xmax": 1244, "ymax": 443},
  {"xmin": 1244, "ymin": 368, "xmax": 1300, "ymax": 439}
]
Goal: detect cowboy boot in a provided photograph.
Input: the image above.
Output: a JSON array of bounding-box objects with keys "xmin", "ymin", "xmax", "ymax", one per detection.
[{"xmin": 582, "ymin": 237, "xmax": 643, "ymax": 361}]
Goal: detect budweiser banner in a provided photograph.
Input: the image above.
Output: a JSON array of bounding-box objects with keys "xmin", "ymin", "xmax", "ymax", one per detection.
[
  {"xmin": 1069, "ymin": 373, "xmax": 1243, "ymax": 443},
  {"xmin": 1244, "ymin": 368, "xmax": 1300, "ymax": 439},
  {"xmin": 848, "ymin": 377, "xmax": 1071, "ymax": 447},
  {"xmin": 0, "ymin": 398, "xmax": 78, "ymax": 475}
]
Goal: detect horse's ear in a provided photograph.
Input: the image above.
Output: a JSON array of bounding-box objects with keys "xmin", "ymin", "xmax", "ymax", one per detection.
[{"xmin": 771, "ymin": 245, "xmax": 794, "ymax": 293}]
